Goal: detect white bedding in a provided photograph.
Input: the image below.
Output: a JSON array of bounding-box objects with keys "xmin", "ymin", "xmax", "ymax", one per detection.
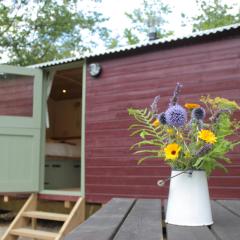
[{"xmin": 45, "ymin": 140, "xmax": 81, "ymax": 158}]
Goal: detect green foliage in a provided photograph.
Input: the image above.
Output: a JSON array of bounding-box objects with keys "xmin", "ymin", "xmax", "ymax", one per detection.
[
  {"xmin": 128, "ymin": 108, "xmax": 166, "ymax": 164},
  {"xmin": 192, "ymin": 0, "xmax": 240, "ymax": 31},
  {"xmin": 123, "ymin": 29, "xmax": 140, "ymax": 45},
  {"xmin": 0, "ymin": 0, "xmax": 110, "ymax": 66},
  {"xmin": 124, "ymin": 0, "xmax": 173, "ymax": 44},
  {"xmin": 193, "ymin": 113, "xmax": 239, "ymax": 174}
]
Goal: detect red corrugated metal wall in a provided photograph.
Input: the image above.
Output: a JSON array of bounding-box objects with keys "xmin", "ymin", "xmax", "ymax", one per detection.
[{"xmin": 85, "ymin": 37, "xmax": 240, "ymax": 203}]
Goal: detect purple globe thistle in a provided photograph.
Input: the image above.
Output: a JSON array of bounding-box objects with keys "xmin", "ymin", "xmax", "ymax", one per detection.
[
  {"xmin": 192, "ymin": 107, "xmax": 206, "ymax": 120},
  {"xmin": 165, "ymin": 104, "xmax": 187, "ymax": 127},
  {"xmin": 157, "ymin": 112, "xmax": 167, "ymax": 125}
]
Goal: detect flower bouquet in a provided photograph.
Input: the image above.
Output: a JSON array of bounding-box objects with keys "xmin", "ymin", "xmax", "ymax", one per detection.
[{"xmin": 128, "ymin": 83, "xmax": 240, "ymax": 226}]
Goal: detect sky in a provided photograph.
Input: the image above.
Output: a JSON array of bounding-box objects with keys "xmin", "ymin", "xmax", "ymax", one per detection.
[
  {"xmin": 99, "ymin": 0, "xmax": 197, "ymax": 36},
  {"xmin": 77, "ymin": 0, "xmax": 239, "ymax": 52},
  {"xmin": 99, "ymin": 0, "xmax": 240, "ymax": 37}
]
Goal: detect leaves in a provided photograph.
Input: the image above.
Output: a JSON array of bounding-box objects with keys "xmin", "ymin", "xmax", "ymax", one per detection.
[
  {"xmin": 123, "ymin": 0, "xmax": 173, "ymax": 45},
  {"xmin": 0, "ymin": 0, "xmax": 110, "ymax": 66},
  {"xmin": 128, "ymin": 107, "xmax": 165, "ymax": 163},
  {"xmin": 193, "ymin": 0, "xmax": 240, "ymax": 31}
]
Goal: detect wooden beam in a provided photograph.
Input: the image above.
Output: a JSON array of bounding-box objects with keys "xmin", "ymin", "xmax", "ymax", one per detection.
[
  {"xmin": 56, "ymin": 197, "xmax": 85, "ymax": 240},
  {"xmin": 64, "ymin": 201, "xmax": 72, "ymax": 209},
  {"xmin": 3, "ymin": 196, "xmax": 9, "ymax": 203},
  {"xmin": 10, "ymin": 228, "xmax": 58, "ymax": 240},
  {"xmin": 1, "ymin": 194, "xmax": 37, "ymax": 240},
  {"xmin": 55, "ymin": 73, "xmax": 82, "ymax": 86}
]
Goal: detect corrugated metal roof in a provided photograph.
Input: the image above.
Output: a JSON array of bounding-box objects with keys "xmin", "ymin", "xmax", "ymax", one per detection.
[{"xmin": 31, "ymin": 23, "xmax": 240, "ymax": 69}]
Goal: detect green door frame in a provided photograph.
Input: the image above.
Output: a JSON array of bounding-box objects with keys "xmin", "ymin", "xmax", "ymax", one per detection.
[{"xmin": 39, "ymin": 60, "xmax": 86, "ymax": 197}]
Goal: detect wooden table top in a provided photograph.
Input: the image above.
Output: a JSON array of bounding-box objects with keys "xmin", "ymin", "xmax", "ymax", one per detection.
[{"xmin": 65, "ymin": 198, "xmax": 240, "ymax": 240}]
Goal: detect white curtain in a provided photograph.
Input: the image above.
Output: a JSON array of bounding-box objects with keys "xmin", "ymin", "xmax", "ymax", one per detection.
[{"xmin": 46, "ymin": 70, "xmax": 55, "ymax": 128}]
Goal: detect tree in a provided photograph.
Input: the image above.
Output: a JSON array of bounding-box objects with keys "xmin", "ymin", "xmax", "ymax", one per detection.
[
  {"xmin": 192, "ymin": 0, "xmax": 240, "ymax": 31},
  {"xmin": 123, "ymin": 29, "xmax": 139, "ymax": 45},
  {"xmin": 124, "ymin": 0, "xmax": 173, "ymax": 45},
  {"xmin": 0, "ymin": 0, "xmax": 111, "ymax": 66}
]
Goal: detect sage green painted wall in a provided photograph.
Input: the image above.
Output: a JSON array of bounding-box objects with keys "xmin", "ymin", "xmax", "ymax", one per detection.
[{"xmin": 0, "ymin": 65, "xmax": 43, "ymax": 192}]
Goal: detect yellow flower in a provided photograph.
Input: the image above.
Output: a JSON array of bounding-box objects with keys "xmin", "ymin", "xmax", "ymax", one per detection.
[
  {"xmin": 166, "ymin": 128, "xmax": 174, "ymax": 135},
  {"xmin": 153, "ymin": 119, "xmax": 160, "ymax": 127},
  {"xmin": 198, "ymin": 129, "xmax": 217, "ymax": 144},
  {"xmin": 164, "ymin": 143, "xmax": 181, "ymax": 161},
  {"xmin": 184, "ymin": 103, "xmax": 201, "ymax": 109}
]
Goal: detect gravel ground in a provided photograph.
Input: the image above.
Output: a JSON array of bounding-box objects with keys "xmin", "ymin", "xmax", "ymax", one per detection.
[
  {"xmin": 0, "ymin": 206, "xmax": 66, "ymax": 239},
  {"xmin": 0, "ymin": 221, "xmax": 61, "ymax": 239},
  {"xmin": 0, "ymin": 223, "xmax": 26, "ymax": 239},
  {"xmin": 0, "ymin": 223, "xmax": 8, "ymax": 237}
]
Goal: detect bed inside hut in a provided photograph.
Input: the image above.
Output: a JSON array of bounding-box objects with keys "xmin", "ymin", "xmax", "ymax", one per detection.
[{"xmin": 44, "ymin": 67, "xmax": 82, "ymax": 192}]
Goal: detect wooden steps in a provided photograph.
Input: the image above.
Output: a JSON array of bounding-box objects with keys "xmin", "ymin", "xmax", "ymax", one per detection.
[
  {"xmin": 1, "ymin": 193, "xmax": 85, "ymax": 240},
  {"xmin": 22, "ymin": 211, "xmax": 68, "ymax": 221},
  {"xmin": 10, "ymin": 228, "xmax": 58, "ymax": 240}
]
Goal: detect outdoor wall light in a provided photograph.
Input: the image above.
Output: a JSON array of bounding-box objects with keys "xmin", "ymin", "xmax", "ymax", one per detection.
[{"xmin": 89, "ymin": 63, "xmax": 102, "ymax": 78}]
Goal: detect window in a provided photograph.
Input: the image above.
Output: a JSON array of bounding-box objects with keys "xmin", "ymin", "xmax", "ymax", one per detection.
[{"xmin": 0, "ymin": 73, "xmax": 33, "ymax": 117}]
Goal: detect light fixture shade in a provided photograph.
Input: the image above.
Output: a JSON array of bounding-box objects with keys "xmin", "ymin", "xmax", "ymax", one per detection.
[{"xmin": 89, "ymin": 63, "xmax": 102, "ymax": 78}]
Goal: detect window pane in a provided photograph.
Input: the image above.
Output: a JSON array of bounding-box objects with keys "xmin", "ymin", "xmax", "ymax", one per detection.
[{"xmin": 0, "ymin": 73, "xmax": 33, "ymax": 117}]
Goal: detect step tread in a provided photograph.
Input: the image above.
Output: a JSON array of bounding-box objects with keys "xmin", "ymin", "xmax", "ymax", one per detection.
[
  {"xmin": 10, "ymin": 228, "xmax": 58, "ymax": 240},
  {"xmin": 22, "ymin": 211, "xmax": 68, "ymax": 221}
]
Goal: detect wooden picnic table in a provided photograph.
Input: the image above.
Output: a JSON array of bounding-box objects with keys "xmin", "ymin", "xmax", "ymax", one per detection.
[{"xmin": 65, "ymin": 198, "xmax": 240, "ymax": 240}]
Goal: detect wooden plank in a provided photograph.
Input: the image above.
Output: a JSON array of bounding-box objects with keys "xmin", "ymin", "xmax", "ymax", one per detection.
[
  {"xmin": 86, "ymin": 76, "xmax": 240, "ymax": 106},
  {"xmin": 86, "ymin": 175, "xmax": 240, "ymax": 188},
  {"xmin": 22, "ymin": 211, "xmax": 69, "ymax": 221},
  {"xmin": 85, "ymin": 184, "xmax": 167, "ymax": 196},
  {"xmin": 164, "ymin": 200, "xmax": 216, "ymax": 240},
  {"xmin": 86, "ymin": 194, "xmax": 160, "ymax": 204},
  {"xmin": 1, "ymin": 193, "xmax": 37, "ymax": 240},
  {"xmin": 217, "ymin": 200, "xmax": 240, "ymax": 216},
  {"xmin": 55, "ymin": 197, "xmax": 85, "ymax": 240},
  {"xmin": 86, "ymin": 39, "xmax": 240, "ymax": 88},
  {"xmin": 166, "ymin": 225, "xmax": 216, "ymax": 240},
  {"xmin": 65, "ymin": 198, "xmax": 135, "ymax": 240},
  {"xmin": 38, "ymin": 194, "xmax": 79, "ymax": 202},
  {"xmin": 10, "ymin": 228, "xmax": 58, "ymax": 240},
  {"xmin": 46, "ymin": 155, "xmax": 79, "ymax": 161},
  {"xmin": 211, "ymin": 201, "xmax": 240, "ymax": 240},
  {"xmin": 113, "ymin": 199, "xmax": 163, "ymax": 240},
  {"xmin": 86, "ymin": 166, "xmax": 240, "ymax": 177}
]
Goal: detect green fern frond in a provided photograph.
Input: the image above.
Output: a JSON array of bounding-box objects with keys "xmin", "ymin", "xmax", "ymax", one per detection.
[
  {"xmin": 215, "ymin": 162, "xmax": 228, "ymax": 173},
  {"xmin": 137, "ymin": 155, "xmax": 159, "ymax": 165},
  {"xmin": 134, "ymin": 149, "xmax": 161, "ymax": 155},
  {"xmin": 130, "ymin": 139, "xmax": 164, "ymax": 151},
  {"xmin": 129, "ymin": 128, "xmax": 158, "ymax": 137},
  {"xmin": 128, "ymin": 124, "xmax": 151, "ymax": 130}
]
